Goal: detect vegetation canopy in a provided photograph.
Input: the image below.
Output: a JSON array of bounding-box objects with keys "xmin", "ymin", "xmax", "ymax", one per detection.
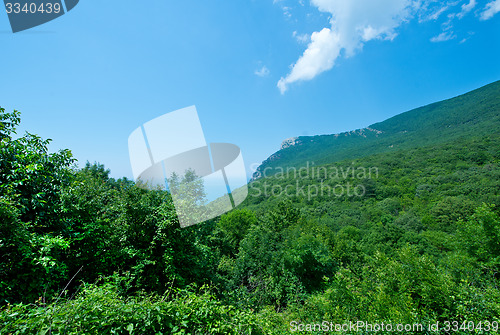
[{"xmin": 1, "ymin": 81, "xmax": 500, "ymax": 334}]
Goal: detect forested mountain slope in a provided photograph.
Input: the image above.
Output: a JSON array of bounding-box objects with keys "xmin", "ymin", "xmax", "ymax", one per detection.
[
  {"xmin": 1, "ymin": 81, "xmax": 500, "ymax": 333},
  {"xmin": 253, "ymin": 80, "xmax": 500, "ymax": 179}
]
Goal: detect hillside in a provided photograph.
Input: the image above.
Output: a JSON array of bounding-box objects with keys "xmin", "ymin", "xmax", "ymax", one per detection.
[
  {"xmin": 253, "ymin": 80, "xmax": 500, "ymax": 179},
  {"xmin": 2, "ymin": 85, "xmax": 500, "ymax": 333}
]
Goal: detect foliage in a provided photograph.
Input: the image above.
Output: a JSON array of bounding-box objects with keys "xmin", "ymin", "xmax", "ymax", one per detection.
[
  {"xmin": 1, "ymin": 91, "xmax": 500, "ymax": 335},
  {"xmin": 0, "ymin": 107, "xmax": 75, "ymax": 304},
  {"xmin": 254, "ymin": 80, "xmax": 500, "ymax": 179},
  {"xmin": 0, "ymin": 278, "xmax": 268, "ymax": 335}
]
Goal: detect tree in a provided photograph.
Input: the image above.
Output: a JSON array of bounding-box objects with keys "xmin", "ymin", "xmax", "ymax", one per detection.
[
  {"xmin": 457, "ymin": 203, "xmax": 500, "ymax": 264},
  {"xmin": 0, "ymin": 107, "xmax": 75, "ymax": 303}
]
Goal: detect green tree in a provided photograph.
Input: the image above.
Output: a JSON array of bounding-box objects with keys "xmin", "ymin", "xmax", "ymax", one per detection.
[
  {"xmin": 0, "ymin": 107, "xmax": 75, "ymax": 303},
  {"xmin": 457, "ymin": 203, "xmax": 500, "ymax": 264}
]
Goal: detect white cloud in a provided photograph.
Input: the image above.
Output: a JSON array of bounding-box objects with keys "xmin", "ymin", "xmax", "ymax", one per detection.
[
  {"xmin": 275, "ymin": 0, "xmax": 495, "ymax": 93},
  {"xmin": 273, "ymin": 0, "xmax": 294, "ymax": 18},
  {"xmin": 457, "ymin": 0, "xmax": 476, "ymax": 18},
  {"xmin": 278, "ymin": 28, "xmax": 341, "ymax": 94},
  {"xmin": 421, "ymin": 6, "xmax": 449, "ymax": 22},
  {"xmin": 254, "ymin": 65, "xmax": 270, "ymax": 77},
  {"xmin": 481, "ymin": 0, "xmax": 500, "ymax": 20},
  {"xmin": 459, "ymin": 31, "xmax": 475, "ymax": 43},
  {"xmin": 441, "ymin": 12, "xmax": 456, "ymax": 32},
  {"xmin": 311, "ymin": 0, "xmax": 413, "ymax": 55},
  {"xmin": 292, "ymin": 31, "xmax": 310, "ymax": 43},
  {"xmin": 282, "ymin": 6, "xmax": 292, "ymax": 18},
  {"xmin": 430, "ymin": 31, "xmax": 456, "ymax": 42},
  {"xmin": 277, "ymin": 0, "xmax": 419, "ymax": 93}
]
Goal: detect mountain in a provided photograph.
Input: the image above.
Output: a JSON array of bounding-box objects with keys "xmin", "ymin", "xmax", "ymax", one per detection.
[{"xmin": 253, "ymin": 80, "xmax": 500, "ymax": 180}]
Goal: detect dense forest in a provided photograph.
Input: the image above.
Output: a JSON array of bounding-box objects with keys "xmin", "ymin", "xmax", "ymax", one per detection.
[
  {"xmin": 253, "ymin": 80, "xmax": 500, "ymax": 179},
  {"xmin": 1, "ymin": 89, "xmax": 500, "ymax": 334}
]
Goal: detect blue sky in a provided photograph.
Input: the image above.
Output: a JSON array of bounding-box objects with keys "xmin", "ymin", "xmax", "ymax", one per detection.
[{"xmin": 1, "ymin": 0, "xmax": 499, "ymax": 179}]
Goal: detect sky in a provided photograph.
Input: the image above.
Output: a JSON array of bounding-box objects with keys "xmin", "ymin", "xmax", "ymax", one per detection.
[{"xmin": 1, "ymin": 0, "xmax": 499, "ymax": 180}]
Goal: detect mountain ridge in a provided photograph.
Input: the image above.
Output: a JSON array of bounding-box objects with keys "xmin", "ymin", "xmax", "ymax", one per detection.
[{"xmin": 253, "ymin": 80, "xmax": 500, "ymax": 180}]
